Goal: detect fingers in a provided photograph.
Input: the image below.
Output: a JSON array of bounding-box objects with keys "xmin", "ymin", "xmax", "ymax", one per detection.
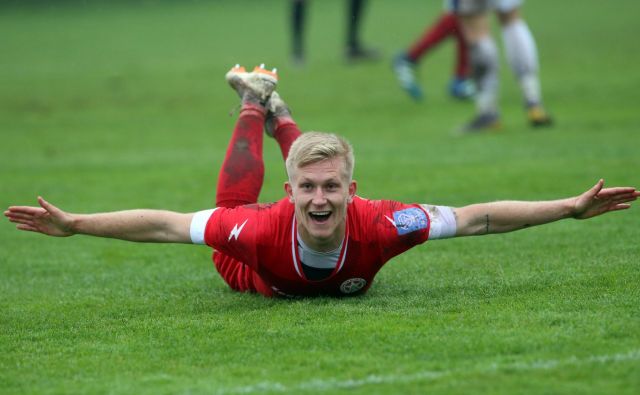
[
  {"xmin": 16, "ymin": 224, "xmax": 39, "ymax": 232},
  {"xmin": 7, "ymin": 217, "xmax": 35, "ymax": 226},
  {"xmin": 610, "ymin": 204, "xmax": 631, "ymax": 212},
  {"xmin": 591, "ymin": 179, "xmax": 604, "ymax": 195},
  {"xmin": 599, "ymin": 192, "xmax": 639, "ymax": 205},
  {"xmin": 4, "ymin": 200, "xmax": 50, "ymax": 231},
  {"xmin": 597, "ymin": 187, "xmax": 639, "ymax": 198},
  {"xmin": 612, "ymin": 196, "xmax": 638, "ymax": 206},
  {"xmin": 38, "ymin": 196, "xmax": 67, "ymax": 219},
  {"xmin": 5, "ymin": 206, "xmax": 46, "ymax": 216},
  {"xmin": 5, "ymin": 197, "xmax": 57, "ymax": 218},
  {"xmin": 5, "ymin": 211, "xmax": 39, "ymax": 229},
  {"xmin": 13, "ymin": 220, "xmax": 36, "ymax": 228},
  {"xmin": 38, "ymin": 196, "xmax": 54, "ymax": 212},
  {"xmin": 5, "ymin": 211, "xmax": 37, "ymax": 223}
]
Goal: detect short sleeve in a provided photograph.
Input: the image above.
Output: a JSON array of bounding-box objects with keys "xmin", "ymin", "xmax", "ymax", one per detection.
[
  {"xmin": 351, "ymin": 198, "xmax": 431, "ymax": 262},
  {"xmin": 378, "ymin": 202, "xmax": 431, "ymax": 261},
  {"xmin": 202, "ymin": 205, "xmax": 264, "ymax": 269},
  {"xmin": 190, "ymin": 209, "xmax": 217, "ymax": 244}
]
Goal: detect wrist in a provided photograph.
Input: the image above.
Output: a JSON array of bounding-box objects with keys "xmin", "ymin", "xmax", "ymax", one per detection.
[
  {"xmin": 566, "ymin": 197, "xmax": 579, "ymax": 219},
  {"xmin": 67, "ymin": 213, "xmax": 81, "ymax": 235}
]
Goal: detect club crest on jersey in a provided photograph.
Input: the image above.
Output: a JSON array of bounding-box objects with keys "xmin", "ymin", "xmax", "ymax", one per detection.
[
  {"xmin": 340, "ymin": 278, "xmax": 367, "ymax": 294},
  {"xmin": 391, "ymin": 207, "xmax": 428, "ymax": 235}
]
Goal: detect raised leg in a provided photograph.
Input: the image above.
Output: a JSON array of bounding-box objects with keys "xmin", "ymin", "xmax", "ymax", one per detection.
[{"xmin": 216, "ymin": 65, "xmax": 278, "ymax": 207}]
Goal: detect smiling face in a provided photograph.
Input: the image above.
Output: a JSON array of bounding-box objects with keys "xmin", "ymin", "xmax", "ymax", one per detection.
[{"xmin": 285, "ymin": 157, "xmax": 357, "ymax": 252}]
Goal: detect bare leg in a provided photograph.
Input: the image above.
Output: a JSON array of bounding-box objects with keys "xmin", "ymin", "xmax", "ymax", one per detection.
[
  {"xmin": 498, "ymin": 8, "xmax": 552, "ymax": 127},
  {"xmin": 459, "ymin": 13, "xmax": 500, "ymax": 131}
]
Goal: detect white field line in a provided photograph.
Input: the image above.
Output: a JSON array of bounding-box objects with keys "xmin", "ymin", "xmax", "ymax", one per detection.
[{"xmin": 215, "ymin": 349, "xmax": 640, "ymax": 395}]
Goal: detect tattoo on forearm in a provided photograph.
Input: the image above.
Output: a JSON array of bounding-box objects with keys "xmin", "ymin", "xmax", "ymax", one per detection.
[{"xmin": 485, "ymin": 214, "xmax": 490, "ymax": 234}]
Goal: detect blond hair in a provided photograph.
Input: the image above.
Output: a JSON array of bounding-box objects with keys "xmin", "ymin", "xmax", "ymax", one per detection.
[{"xmin": 285, "ymin": 132, "xmax": 355, "ymax": 182}]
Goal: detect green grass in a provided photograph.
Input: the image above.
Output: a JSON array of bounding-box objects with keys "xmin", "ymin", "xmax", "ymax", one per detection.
[{"xmin": 1, "ymin": 0, "xmax": 639, "ymax": 394}]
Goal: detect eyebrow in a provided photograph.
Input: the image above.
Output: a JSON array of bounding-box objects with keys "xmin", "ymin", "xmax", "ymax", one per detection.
[{"xmin": 298, "ymin": 176, "xmax": 341, "ymax": 184}]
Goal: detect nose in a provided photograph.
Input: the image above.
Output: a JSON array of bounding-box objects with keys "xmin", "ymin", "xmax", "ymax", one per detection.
[{"xmin": 311, "ymin": 187, "xmax": 327, "ymax": 206}]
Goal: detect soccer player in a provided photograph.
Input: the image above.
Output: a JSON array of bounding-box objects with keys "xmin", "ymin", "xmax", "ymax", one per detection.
[
  {"xmin": 455, "ymin": 0, "xmax": 553, "ymax": 131},
  {"xmin": 496, "ymin": 2, "xmax": 552, "ymax": 127},
  {"xmin": 4, "ymin": 65, "xmax": 638, "ymax": 298},
  {"xmin": 393, "ymin": 0, "xmax": 552, "ymax": 130},
  {"xmin": 291, "ymin": 0, "xmax": 379, "ymax": 65},
  {"xmin": 393, "ymin": 12, "xmax": 473, "ymax": 101}
]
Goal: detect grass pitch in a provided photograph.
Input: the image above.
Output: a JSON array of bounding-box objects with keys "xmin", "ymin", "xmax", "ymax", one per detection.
[{"xmin": 1, "ymin": 0, "xmax": 639, "ymax": 394}]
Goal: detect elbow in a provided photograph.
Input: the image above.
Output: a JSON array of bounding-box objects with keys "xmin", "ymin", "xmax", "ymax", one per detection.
[
  {"xmin": 454, "ymin": 207, "xmax": 490, "ymax": 237},
  {"xmin": 456, "ymin": 223, "xmax": 488, "ymax": 237},
  {"xmin": 454, "ymin": 207, "xmax": 496, "ymax": 236}
]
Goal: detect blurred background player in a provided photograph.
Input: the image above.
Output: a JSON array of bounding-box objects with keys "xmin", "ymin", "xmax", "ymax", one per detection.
[
  {"xmin": 291, "ymin": 0, "xmax": 380, "ymax": 65},
  {"xmin": 393, "ymin": 12, "xmax": 474, "ymax": 101},
  {"xmin": 496, "ymin": 2, "xmax": 552, "ymax": 128},
  {"xmin": 393, "ymin": 0, "xmax": 553, "ymax": 130}
]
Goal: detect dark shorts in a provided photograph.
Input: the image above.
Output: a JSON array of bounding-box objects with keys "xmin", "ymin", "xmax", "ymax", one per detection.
[{"xmin": 449, "ymin": 0, "xmax": 490, "ymax": 15}]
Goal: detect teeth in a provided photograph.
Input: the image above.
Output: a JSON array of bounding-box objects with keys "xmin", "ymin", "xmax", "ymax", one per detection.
[
  {"xmin": 310, "ymin": 211, "xmax": 330, "ymax": 216},
  {"xmin": 234, "ymin": 63, "xmax": 240, "ymax": 68},
  {"xmin": 259, "ymin": 63, "xmax": 265, "ymax": 69},
  {"xmin": 272, "ymin": 67, "xmax": 277, "ymax": 73}
]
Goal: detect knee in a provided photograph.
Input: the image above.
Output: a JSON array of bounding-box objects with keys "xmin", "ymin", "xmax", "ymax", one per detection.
[
  {"xmin": 459, "ymin": 14, "xmax": 490, "ymax": 43},
  {"xmin": 233, "ymin": 138, "xmax": 250, "ymax": 152},
  {"xmin": 497, "ymin": 8, "xmax": 520, "ymax": 26},
  {"xmin": 470, "ymin": 36, "xmax": 499, "ymax": 69}
]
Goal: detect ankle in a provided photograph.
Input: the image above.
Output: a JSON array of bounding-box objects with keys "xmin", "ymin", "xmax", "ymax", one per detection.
[
  {"xmin": 240, "ymin": 102, "xmax": 267, "ymax": 115},
  {"xmin": 274, "ymin": 115, "xmax": 295, "ymax": 129}
]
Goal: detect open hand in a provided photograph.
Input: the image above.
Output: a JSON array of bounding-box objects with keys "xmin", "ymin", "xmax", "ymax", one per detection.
[
  {"xmin": 573, "ymin": 180, "xmax": 639, "ymax": 220},
  {"xmin": 4, "ymin": 197, "xmax": 75, "ymax": 237}
]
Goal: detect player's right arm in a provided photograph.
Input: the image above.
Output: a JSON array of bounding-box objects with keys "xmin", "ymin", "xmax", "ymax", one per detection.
[{"xmin": 4, "ymin": 197, "xmax": 194, "ymax": 243}]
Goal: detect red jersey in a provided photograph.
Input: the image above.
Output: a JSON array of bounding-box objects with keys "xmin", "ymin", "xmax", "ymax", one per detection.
[{"xmin": 201, "ymin": 196, "xmax": 431, "ymax": 297}]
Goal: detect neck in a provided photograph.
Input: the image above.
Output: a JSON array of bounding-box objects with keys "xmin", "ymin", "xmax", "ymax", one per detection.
[{"xmin": 297, "ymin": 223, "xmax": 345, "ymax": 252}]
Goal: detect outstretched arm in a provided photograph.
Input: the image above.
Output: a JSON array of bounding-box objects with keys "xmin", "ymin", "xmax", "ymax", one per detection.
[
  {"xmin": 453, "ymin": 180, "xmax": 639, "ymax": 236},
  {"xmin": 4, "ymin": 197, "xmax": 194, "ymax": 243}
]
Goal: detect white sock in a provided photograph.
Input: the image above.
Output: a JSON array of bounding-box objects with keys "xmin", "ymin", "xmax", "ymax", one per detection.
[
  {"xmin": 470, "ymin": 36, "xmax": 499, "ymax": 115},
  {"xmin": 502, "ymin": 19, "xmax": 542, "ymax": 107}
]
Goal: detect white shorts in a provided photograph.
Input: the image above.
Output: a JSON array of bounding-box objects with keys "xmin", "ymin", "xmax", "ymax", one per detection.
[
  {"xmin": 492, "ymin": 0, "xmax": 523, "ymax": 13},
  {"xmin": 446, "ymin": 0, "xmax": 523, "ymax": 15},
  {"xmin": 447, "ymin": 0, "xmax": 490, "ymax": 15}
]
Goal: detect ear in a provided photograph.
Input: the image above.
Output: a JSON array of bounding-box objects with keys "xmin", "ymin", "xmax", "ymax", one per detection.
[
  {"xmin": 347, "ymin": 180, "xmax": 357, "ymax": 203},
  {"xmin": 284, "ymin": 182, "xmax": 294, "ymax": 203}
]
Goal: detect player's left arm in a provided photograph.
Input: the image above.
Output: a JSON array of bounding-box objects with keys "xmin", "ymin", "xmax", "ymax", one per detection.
[{"xmin": 453, "ymin": 180, "xmax": 638, "ymax": 237}]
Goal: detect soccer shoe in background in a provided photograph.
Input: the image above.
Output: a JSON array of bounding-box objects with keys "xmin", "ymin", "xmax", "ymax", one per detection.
[
  {"xmin": 392, "ymin": 53, "xmax": 423, "ymax": 101},
  {"xmin": 225, "ymin": 64, "xmax": 278, "ymax": 104},
  {"xmin": 527, "ymin": 105, "xmax": 553, "ymax": 128},
  {"xmin": 448, "ymin": 77, "xmax": 476, "ymax": 100},
  {"xmin": 346, "ymin": 46, "xmax": 381, "ymax": 63},
  {"xmin": 460, "ymin": 112, "xmax": 501, "ymax": 133}
]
